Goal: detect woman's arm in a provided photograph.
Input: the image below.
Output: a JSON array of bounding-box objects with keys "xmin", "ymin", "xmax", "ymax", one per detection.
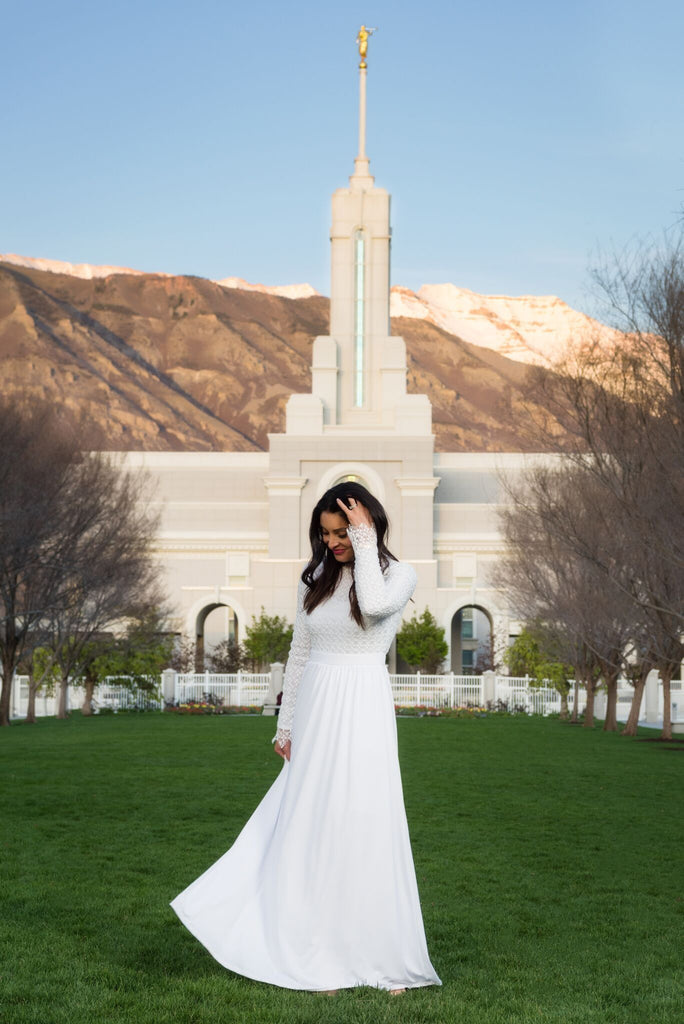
[
  {"xmin": 347, "ymin": 522, "xmax": 417, "ymax": 617},
  {"xmin": 337, "ymin": 495, "xmax": 417, "ymax": 617},
  {"xmin": 274, "ymin": 579, "xmax": 310, "ymax": 758}
]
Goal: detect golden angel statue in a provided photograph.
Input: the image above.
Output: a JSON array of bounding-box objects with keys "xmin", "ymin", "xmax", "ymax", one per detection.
[{"xmin": 356, "ymin": 25, "xmax": 376, "ymax": 68}]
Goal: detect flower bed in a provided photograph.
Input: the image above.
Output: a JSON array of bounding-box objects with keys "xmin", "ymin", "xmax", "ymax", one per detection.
[
  {"xmin": 166, "ymin": 701, "xmax": 263, "ymax": 716},
  {"xmin": 394, "ymin": 699, "xmax": 531, "ymax": 717},
  {"xmin": 395, "ymin": 704, "xmax": 488, "ymax": 718}
]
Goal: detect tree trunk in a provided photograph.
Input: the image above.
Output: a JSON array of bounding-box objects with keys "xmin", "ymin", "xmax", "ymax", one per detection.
[
  {"xmin": 25, "ymin": 681, "xmax": 38, "ymax": 724},
  {"xmin": 583, "ymin": 680, "xmax": 596, "ymax": 728},
  {"xmin": 0, "ymin": 677, "xmax": 11, "ymax": 726},
  {"xmin": 621, "ymin": 674, "xmax": 647, "ymax": 737},
  {"xmin": 0, "ymin": 650, "xmax": 15, "ymax": 726},
  {"xmin": 81, "ymin": 679, "xmax": 96, "ymax": 716},
  {"xmin": 559, "ymin": 689, "xmax": 569, "ymax": 720},
  {"xmin": 661, "ymin": 670, "xmax": 673, "ymax": 741},
  {"xmin": 57, "ymin": 677, "xmax": 69, "ymax": 719},
  {"xmin": 195, "ymin": 635, "xmax": 204, "ymax": 673},
  {"xmin": 570, "ymin": 679, "xmax": 579, "ymax": 723},
  {"xmin": 603, "ymin": 672, "xmax": 619, "ymax": 732}
]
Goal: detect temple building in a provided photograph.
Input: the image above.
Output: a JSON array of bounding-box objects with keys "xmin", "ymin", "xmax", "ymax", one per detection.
[{"xmin": 121, "ymin": 36, "xmax": 532, "ymax": 672}]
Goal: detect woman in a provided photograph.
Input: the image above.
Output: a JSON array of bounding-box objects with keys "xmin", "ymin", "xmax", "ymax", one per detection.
[{"xmin": 170, "ymin": 483, "xmax": 441, "ymax": 993}]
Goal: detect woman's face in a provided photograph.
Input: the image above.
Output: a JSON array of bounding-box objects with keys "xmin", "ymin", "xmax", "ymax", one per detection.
[{"xmin": 320, "ymin": 511, "xmax": 354, "ymax": 563}]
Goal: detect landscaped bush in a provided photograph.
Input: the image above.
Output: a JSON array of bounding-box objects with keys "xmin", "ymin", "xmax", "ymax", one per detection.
[{"xmin": 485, "ymin": 698, "xmax": 530, "ymax": 715}]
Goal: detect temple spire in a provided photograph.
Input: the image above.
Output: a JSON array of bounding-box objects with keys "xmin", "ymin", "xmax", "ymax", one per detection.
[
  {"xmin": 284, "ymin": 21, "xmax": 432, "ymax": 438},
  {"xmin": 352, "ymin": 25, "xmax": 375, "ymax": 186}
]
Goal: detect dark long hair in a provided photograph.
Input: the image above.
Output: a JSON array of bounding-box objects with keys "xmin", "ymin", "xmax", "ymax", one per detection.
[{"xmin": 302, "ymin": 482, "xmax": 397, "ymax": 626}]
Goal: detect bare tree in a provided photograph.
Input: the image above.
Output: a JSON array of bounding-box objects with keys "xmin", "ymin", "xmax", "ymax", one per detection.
[
  {"xmin": 0, "ymin": 402, "xmax": 82, "ymax": 726},
  {"xmin": 503, "ymin": 233, "xmax": 684, "ymax": 739},
  {"xmin": 473, "ymin": 628, "xmax": 508, "ymax": 675},
  {"xmin": 0, "ymin": 401, "xmax": 164, "ymax": 725},
  {"xmin": 41, "ymin": 456, "xmax": 164, "ymax": 719},
  {"xmin": 493, "ymin": 462, "xmax": 636, "ymax": 730},
  {"xmin": 208, "ymin": 638, "xmax": 246, "ymax": 673},
  {"xmin": 620, "ymin": 537, "xmax": 684, "ymax": 740},
  {"xmin": 170, "ymin": 635, "xmax": 197, "ymax": 673}
]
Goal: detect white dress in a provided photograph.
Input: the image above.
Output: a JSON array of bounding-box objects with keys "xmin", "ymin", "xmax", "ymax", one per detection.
[{"xmin": 170, "ymin": 523, "xmax": 441, "ymax": 992}]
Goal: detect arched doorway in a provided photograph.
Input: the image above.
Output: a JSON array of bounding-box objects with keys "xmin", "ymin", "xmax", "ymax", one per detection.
[
  {"xmin": 451, "ymin": 605, "xmax": 493, "ymax": 675},
  {"xmin": 195, "ymin": 603, "xmax": 238, "ymax": 672}
]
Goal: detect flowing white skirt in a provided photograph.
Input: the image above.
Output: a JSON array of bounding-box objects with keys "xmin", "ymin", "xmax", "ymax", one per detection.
[{"xmin": 170, "ymin": 651, "xmax": 441, "ymax": 991}]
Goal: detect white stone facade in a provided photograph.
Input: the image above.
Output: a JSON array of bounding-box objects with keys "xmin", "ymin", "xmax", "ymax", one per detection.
[{"xmin": 121, "ymin": 441, "xmax": 549, "ymax": 671}]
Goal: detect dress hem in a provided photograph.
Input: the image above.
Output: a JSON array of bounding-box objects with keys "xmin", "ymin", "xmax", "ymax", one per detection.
[{"xmin": 169, "ymin": 901, "xmax": 442, "ymax": 992}]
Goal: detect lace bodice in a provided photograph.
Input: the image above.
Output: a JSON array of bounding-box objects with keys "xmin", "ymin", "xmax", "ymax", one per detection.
[{"xmin": 275, "ymin": 524, "xmax": 416, "ymax": 746}]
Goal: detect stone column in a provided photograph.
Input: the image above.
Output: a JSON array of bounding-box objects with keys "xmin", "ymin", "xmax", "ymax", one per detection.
[
  {"xmin": 264, "ymin": 476, "xmax": 308, "ymax": 559},
  {"xmin": 161, "ymin": 669, "xmax": 177, "ymax": 706},
  {"xmin": 394, "ymin": 476, "xmax": 440, "ymax": 561},
  {"xmin": 482, "ymin": 670, "xmax": 496, "ymax": 707}
]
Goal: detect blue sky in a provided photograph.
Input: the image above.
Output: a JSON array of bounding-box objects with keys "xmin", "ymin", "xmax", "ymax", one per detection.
[{"xmin": 2, "ymin": 0, "xmax": 683, "ymax": 314}]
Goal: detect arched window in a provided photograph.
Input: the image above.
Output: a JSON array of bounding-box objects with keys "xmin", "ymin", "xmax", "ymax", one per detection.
[
  {"xmin": 316, "ymin": 463, "xmax": 385, "ymax": 502},
  {"xmin": 333, "ymin": 473, "xmax": 363, "ymax": 486}
]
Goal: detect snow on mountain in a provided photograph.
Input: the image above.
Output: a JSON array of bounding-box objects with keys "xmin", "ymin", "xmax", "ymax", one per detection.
[
  {"xmin": 0, "ymin": 253, "xmax": 156, "ymax": 280},
  {"xmin": 215, "ymin": 276, "xmax": 319, "ymax": 299},
  {"xmin": 390, "ymin": 284, "xmax": 614, "ymax": 366},
  {"xmin": 0, "ymin": 255, "xmax": 319, "ymax": 299}
]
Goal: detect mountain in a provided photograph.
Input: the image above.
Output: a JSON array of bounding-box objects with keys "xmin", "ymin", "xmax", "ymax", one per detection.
[
  {"xmin": 0, "ymin": 258, "xmax": 590, "ymax": 452},
  {"xmin": 390, "ymin": 284, "xmax": 614, "ymax": 366}
]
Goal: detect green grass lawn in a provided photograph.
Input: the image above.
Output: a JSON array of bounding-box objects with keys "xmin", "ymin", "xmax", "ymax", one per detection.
[{"xmin": 1, "ymin": 712, "xmax": 682, "ymax": 1024}]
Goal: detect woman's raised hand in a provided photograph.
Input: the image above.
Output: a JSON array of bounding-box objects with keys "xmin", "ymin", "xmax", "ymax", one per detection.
[{"xmin": 336, "ymin": 496, "xmax": 373, "ymax": 529}]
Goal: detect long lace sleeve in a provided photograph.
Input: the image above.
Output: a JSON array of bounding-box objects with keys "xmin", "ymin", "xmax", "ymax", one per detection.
[
  {"xmin": 275, "ymin": 579, "xmax": 310, "ymax": 746},
  {"xmin": 348, "ymin": 524, "xmax": 417, "ymax": 617}
]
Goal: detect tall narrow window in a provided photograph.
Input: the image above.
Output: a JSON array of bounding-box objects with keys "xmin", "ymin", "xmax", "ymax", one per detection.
[{"xmin": 354, "ymin": 230, "xmax": 365, "ymax": 407}]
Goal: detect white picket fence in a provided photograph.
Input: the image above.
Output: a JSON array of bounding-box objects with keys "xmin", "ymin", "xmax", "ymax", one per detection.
[
  {"xmin": 8, "ymin": 678, "xmax": 164, "ymax": 718},
  {"xmin": 9, "ymin": 679, "xmax": 80, "ymax": 719},
  {"xmin": 390, "ymin": 674, "xmax": 591, "ymax": 715},
  {"xmin": 97, "ymin": 683, "xmax": 163, "ymax": 711},
  {"xmin": 496, "ymin": 677, "xmax": 573, "ymax": 715},
  {"xmin": 391, "ymin": 673, "xmax": 483, "ymax": 708},
  {"xmin": 8, "ymin": 669, "xmax": 683, "ymax": 722},
  {"xmin": 174, "ymin": 672, "xmax": 271, "ymax": 707}
]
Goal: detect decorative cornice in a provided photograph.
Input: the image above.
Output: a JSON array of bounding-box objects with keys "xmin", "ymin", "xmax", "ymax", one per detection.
[
  {"xmin": 181, "ymin": 585, "xmax": 255, "ymax": 593},
  {"xmin": 149, "ymin": 501, "xmax": 268, "ymax": 510},
  {"xmin": 394, "ymin": 476, "xmax": 441, "ymax": 497},
  {"xmin": 433, "ymin": 539, "xmax": 506, "ymax": 555},
  {"xmin": 263, "ymin": 476, "xmax": 308, "ymax": 496},
  {"xmin": 153, "ymin": 541, "xmax": 268, "ymax": 554}
]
